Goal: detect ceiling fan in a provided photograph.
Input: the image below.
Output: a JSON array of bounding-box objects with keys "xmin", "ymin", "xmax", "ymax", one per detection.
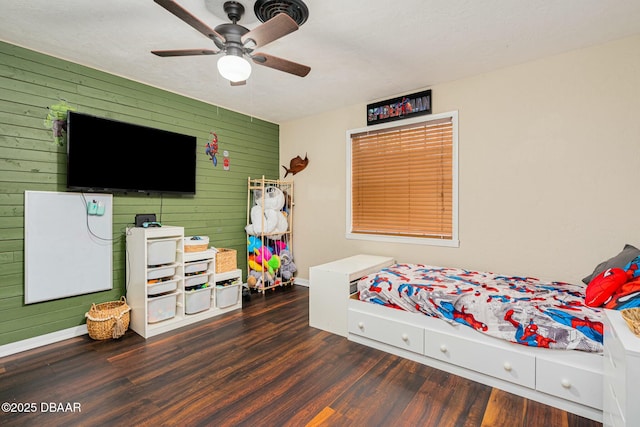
[{"xmin": 152, "ymin": 0, "xmax": 311, "ymax": 85}]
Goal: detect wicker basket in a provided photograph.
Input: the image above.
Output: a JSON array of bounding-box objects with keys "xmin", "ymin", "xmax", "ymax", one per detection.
[
  {"xmin": 216, "ymin": 248, "xmax": 237, "ymax": 273},
  {"xmin": 85, "ymin": 296, "xmax": 131, "ymax": 340},
  {"xmin": 621, "ymin": 308, "xmax": 640, "ymax": 337},
  {"xmin": 185, "ymin": 243, "xmax": 208, "ymax": 252},
  {"xmin": 184, "ymin": 236, "xmax": 209, "ymax": 252}
]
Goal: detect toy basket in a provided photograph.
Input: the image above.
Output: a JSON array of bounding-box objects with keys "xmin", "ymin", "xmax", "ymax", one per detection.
[
  {"xmin": 216, "ymin": 248, "xmax": 237, "ymax": 273},
  {"xmin": 184, "ymin": 236, "xmax": 209, "ymax": 252},
  {"xmin": 621, "ymin": 308, "xmax": 640, "ymax": 337},
  {"xmin": 185, "ymin": 243, "xmax": 208, "ymax": 252},
  {"xmin": 85, "ymin": 296, "xmax": 131, "ymax": 340}
]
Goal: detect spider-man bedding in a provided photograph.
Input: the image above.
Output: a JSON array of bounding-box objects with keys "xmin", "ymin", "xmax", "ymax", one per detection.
[{"xmin": 357, "ymin": 264, "xmax": 606, "ymax": 353}]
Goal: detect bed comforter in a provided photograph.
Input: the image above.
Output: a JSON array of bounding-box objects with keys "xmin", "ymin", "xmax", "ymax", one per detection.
[{"xmin": 357, "ymin": 264, "xmax": 604, "ymax": 352}]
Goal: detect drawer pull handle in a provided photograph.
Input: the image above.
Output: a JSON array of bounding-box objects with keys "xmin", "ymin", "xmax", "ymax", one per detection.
[
  {"xmin": 358, "ymin": 322, "xmax": 364, "ymax": 330},
  {"xmin": 401, "ymin": 333, "xmax": 409, "ymax": 342},
  {"xmin": 503, "ymin": 362, "xmax": 512, "ymax": 372},
  {"xmin": 440, "ymin": 344, "xmax": 447, "ymax": 353},
  {"xmin": 560, "ymin": 379, "xmax": 571, "ymax": 389}
]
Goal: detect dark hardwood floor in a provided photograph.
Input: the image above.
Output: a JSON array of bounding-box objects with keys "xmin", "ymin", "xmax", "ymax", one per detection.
[{"xmin": 0, "ymin": 286, "xmax": 601, "ymax": 427}]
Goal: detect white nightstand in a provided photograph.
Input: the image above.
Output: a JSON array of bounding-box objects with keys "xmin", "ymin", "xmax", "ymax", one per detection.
[
  {"xmin": 603, "ymin": 309, "xmax": 640, "ymax": 427},
  {"xmin": 309, "ymin": 254, "xmax": 395, "ymax": 337}
]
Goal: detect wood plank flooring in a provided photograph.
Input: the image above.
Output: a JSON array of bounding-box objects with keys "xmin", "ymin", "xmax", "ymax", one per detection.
[{"xmin": 0, "ymin": 286, "xmax": 602, "ymax": 427}]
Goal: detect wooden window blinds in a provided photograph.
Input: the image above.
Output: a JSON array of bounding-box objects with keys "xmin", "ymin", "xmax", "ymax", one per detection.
[{"xmin": 350, "ymin": 116, "xmax": 454, "ymax": 240}]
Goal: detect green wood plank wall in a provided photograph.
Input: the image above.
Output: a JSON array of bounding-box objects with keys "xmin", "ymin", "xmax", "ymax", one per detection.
[{"xmin": 0, "ymin": 41, "xmax": 280, "ymax": 346}]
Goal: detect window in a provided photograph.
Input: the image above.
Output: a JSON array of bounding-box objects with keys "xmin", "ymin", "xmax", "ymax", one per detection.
[{"xmin": 346, "ymin": 111, "xmax": 458, "ymax": 246}]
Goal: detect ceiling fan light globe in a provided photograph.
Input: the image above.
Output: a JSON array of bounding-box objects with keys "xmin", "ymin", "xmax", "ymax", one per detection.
[{"xmin": 217, "ymin": 55, "xmax": 252, "ymax": 82}]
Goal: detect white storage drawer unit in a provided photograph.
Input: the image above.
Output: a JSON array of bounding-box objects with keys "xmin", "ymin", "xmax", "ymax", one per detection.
[
  {"xmin": 346, "ymin": 286, "xmax": 603, "ymax": 422},
  {"xmin": 147, "ymin": 278, "xmax": 179, "ymax": 296},
  {"xmin": 214, "ymin": 269, "xmax": 242, "ymax": 309},
  {"xmin": 147, "ymin": 292, "xmax": 178, "ymax": 323},
  {"xmin": 216, "ymin": 283, "xmax": 241, "ymax": 309},
  {"xmin": 424, "ymin": 328, "xmax": 536, "ymax": 388},
  {"xmin": 536, "ymin": 357, "xmax": 602, "ymax": 410},
  {"xmin": 147, "ymin": 239, "xmax": 178, "ymax": 266},
  {"xmin": 127, "ymin": 228, "xmax": 242, "ymax": 339},
  {"xmin": 185, "ymin": 261, "xmax": 209, "ymax": 274},
  {"xmin": 348, "ymin": 309, "xmax": 424, "ymax": 354},
  {"xmin": 185, "ymin": 286, "xmax": 212, "ymax": 314},
  {"xmin": 147, "ymin": 265, "xmax": 177, "ymax": 280},
  {"xmin": 185, "ymin": 273, "xmax": 211, "ymax": 288}
]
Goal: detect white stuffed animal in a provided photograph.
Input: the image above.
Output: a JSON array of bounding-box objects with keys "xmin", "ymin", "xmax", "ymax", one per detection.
[{"xmin": 245, "ymin": 186, "xmax": 289, "ymax": 237}]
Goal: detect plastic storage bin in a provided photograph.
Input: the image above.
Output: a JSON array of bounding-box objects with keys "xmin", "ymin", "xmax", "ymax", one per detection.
[
  {"xmin": 216, "ymin": 283, "xmax": 240, "ymax": 308},
  {"xmin": 185, "ymin": 286, "xmax": 212, "ymax": 314},
  {"xmin": 185, "ymin": 261, "xmax": 209, "ymax": 274},
  {"xmin": 147, "ymin": 239, "xmax": 177, "ymax": 266},
  {"xmin": 147, "ymin": 292, "xmax": 178, "ymax": 323},
  {"xmin": 147, "ymin": 278, "xmax": 179, "ymax": 296},
  {"xmin": 185, "ymin": 273, "xmax": 210, "ymax": 287},
  {"xmin": 147, "ymin": 265, "xmax": 176, "ymax": 280}
]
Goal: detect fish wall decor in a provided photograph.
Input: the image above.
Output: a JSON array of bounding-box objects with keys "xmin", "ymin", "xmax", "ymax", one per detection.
[{"xmin": 282, "ymin": 154, "xmax": 309, "ymax": 177}]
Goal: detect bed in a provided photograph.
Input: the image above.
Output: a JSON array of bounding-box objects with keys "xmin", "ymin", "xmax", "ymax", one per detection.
[
  {"xmin": 357, "ymin": 264, "xmax": 604, "ymax": 352},
  {"xmin": 345, "ymin": 255, "xmax": 640, "ymax": 423}
]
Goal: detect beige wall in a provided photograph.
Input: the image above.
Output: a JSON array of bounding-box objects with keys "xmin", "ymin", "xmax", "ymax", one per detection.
[{"xmin": 280, "ymin": 34, "xmax": 640, "ymax": 284}]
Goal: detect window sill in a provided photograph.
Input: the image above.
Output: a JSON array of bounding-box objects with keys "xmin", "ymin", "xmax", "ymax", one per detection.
[{"xmin": 345, "ymin": 232, "xmax": 460, "ymax": 248}]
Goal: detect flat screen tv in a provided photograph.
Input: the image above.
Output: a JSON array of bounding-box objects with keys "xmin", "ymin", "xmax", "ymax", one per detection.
[{"xmin": 66, "ymin": 111, "xmax": 197, "ymax": 194}]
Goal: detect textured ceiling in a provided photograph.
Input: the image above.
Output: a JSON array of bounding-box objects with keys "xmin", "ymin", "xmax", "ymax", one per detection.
[{"xmin": 1, "ymin": 0, "xmax": 640, "ymax": 123}]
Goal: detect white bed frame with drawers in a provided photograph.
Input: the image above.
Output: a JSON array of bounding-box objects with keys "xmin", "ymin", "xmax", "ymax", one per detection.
[{"xmin": 309, "ymin": 255, "xmax": 603, "ymax": 423}]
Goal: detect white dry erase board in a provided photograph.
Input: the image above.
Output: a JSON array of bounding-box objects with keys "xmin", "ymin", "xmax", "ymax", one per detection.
[{"xmin": 24, "ymin": 191, "xmax": 113, "ymax": 304}]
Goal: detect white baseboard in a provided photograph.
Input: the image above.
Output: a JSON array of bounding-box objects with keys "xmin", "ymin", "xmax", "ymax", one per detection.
[
  {"xmin": 294, "ymin": 278, "xmax": 309, "ymax": 287},
  {"xmin": 0, "ymin": 325, "xmax": 88, "ymax": 358}
]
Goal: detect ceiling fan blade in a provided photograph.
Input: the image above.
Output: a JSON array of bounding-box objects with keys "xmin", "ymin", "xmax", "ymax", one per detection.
[
  {"xmin": 242, "ymin": 13, "xmax": 298, "ymax": 49},
  {"xmin": 252, "ymin": 52, "xmax": 310, "ymax": 77},
  {"xmin": 230, "ymin": 80, "xmax": 247, "ymax": 86},
  {"xmin": 154, "ymin": 0, "xmax": 223, "ymax": 42},
  {"xmin": 152, "ymin": 49, "xmax": 219, "ymax": 57}
]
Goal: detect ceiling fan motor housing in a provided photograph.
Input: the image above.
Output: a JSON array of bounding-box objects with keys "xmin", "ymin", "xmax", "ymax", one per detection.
[
  {"xmin": 214, "ymin": 23, "xmax": 248, "ymax": 49},
  {"xmin": 215, "ymin": 3, "xmax": 250, "ymax": 53}
]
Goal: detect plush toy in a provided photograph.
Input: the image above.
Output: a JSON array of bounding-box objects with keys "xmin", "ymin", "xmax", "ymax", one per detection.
[
  {"xmin": 247, "ymin": 236, "xmax": 261, "ymax": 254},
  {"xmin": 255, "ymin": 245, "xmax": 273, "ymax": 264},
  {"xmin": 247, "ymin": 270, "xmax": 261, "ymax": 288},
  {"xmin": 585, "ymin": 268, "xmax": 627, "ymax": 307},
  {"xmin": 585, "ymin": 257, "xmax": 640, "ymax": 310},
  {"xmin": 247, "ymin": 275, "xmax": 256, "ymax": 287},
  {"xmin": 279, "ymin": 249, "xmax": 297, "ymax": 281},
  {"xmin": 248, "ymin": 254, "xmax": 263, "ymax": 272},
  {"xmin": 245, "ymin": 186, "xmax": 288, "ymax": 238},
  {"xmin": 266, "ymin": 255, "xmax": 280, "ymax": 275},
  {"xmin": 273, "ymin": 240, "xmax": 288, "ymax": 255}
]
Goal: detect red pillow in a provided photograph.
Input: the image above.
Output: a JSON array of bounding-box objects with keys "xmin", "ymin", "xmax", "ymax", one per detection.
[{"xmin": 585, "ymin": 267, "xmax": 627, "ymax": 307}]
